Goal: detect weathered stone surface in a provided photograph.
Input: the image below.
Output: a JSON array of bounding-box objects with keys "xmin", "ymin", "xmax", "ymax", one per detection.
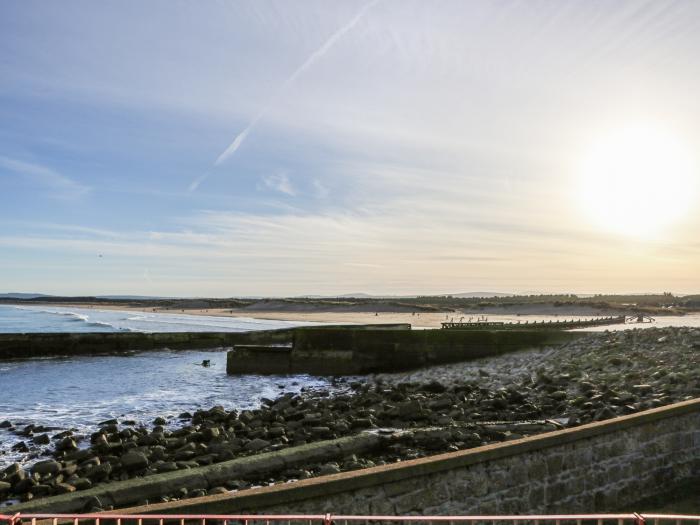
[
  {"xmin": 121, "ymin": 451, "xmax": 149, "ymax": 471},
  {"xmin": 32, "ymin": 460, "xmax": 61, "ymax": 476}
]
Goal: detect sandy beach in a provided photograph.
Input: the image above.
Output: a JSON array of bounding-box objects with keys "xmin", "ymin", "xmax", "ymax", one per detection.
[{"xmin": 45, "ymin": 302, "xmax": 627, "ymax": 329}]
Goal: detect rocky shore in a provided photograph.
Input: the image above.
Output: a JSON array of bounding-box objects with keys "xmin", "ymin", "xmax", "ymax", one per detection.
[{"xmin": 1, "ymin": 326, "xmax": 698, "ymax": 510}]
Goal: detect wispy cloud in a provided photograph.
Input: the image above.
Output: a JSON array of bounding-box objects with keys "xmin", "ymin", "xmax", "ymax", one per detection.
[
  {"xmin": 259, "ymin": 172, "xmax": 296, "ymax": 196},
  {"xmin": 188, "ymin": 0, "xmax": 381, "ymax": 193},
  {"xmin": 214, "ymin": 0, "xmax": 379, "ymax": 166},
  {"xmin": 0, "ymin": 155, "xmax": 90, "ymax": 199}
]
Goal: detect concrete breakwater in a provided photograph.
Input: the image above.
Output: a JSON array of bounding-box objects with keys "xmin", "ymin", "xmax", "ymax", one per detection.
[
  {"xmin": 0, "ymin": 324, "xmax": 410, "ymax": 360},
  {"xmin": 0, "ymin": 330, "xmax": 293, "ymax": 359},
  {"xmin": 2, "ymin": 327, "xmax": 697, "ymax": 512},
  {"xmin": 227, "ymin": 327, "xmax": 585, "ymax": 375}
]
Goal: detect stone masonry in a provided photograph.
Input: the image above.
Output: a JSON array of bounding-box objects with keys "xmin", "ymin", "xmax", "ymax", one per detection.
[{"xmin": 121, "ymin": 399, "xmax": 700, "ymax": 515}]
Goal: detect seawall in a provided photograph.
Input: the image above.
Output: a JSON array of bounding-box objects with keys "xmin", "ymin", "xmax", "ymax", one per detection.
[
  {"xmin": 227, "ymin": 328, "xmax": 586, "ymax": 375},
  {"xmin": 0, "ymin": 330, "xmax": 294, "ymax": 359},
  {"xmin": 117, "ymin": 398, "xmax": 700, "ymax": 515},
  {"xmin": 0, "ymin": 324, "xmax": 411, "ymax": 360}
]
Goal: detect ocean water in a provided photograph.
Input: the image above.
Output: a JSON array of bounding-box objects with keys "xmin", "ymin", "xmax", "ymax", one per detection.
[
  {"xmin": 0, "ymin": 304, "xmax": 321, "ymax": 333},
  {"xmin": 0, "ymin": 348, "xmax": 347, "ymax": 469},
  {"xmin": 0, "ymin": 305, "xmax": 336, "ymax": 469}
]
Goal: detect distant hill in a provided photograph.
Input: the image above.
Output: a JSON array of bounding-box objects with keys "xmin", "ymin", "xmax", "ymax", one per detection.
[
  {"xmin": 450, "ymin": 292, "xmax": 513, "ymax": 298},
  {"xmin": 296, "ymin": 292, "xmax": 515, "ymax": 299},
  {"xmin": 0, "ymin": 293, "xmax": 50, "ymax": 299},
  {"xmin": 97, "ymin": 295, "xmax": 168, "ymax": 300}
]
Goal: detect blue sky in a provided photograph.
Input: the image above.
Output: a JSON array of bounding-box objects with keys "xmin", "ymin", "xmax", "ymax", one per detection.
[{"xmin": 1, "ymin": 1, "xmax": 699, "ymax": 296}]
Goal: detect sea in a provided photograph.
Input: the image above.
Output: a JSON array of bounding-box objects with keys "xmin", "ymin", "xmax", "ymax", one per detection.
[
  {"xmin": 0, "ymin": 305, "xmax": 336, "ymax": 469},
  {"xmin": 0, "ymin": 304, "xmax": 319, "ymax": 333}
]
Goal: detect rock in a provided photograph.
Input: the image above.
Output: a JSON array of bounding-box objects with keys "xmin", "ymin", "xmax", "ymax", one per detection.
[
  {"xmin": 3, "ymin": 463, "xmax": 21, "ymax": 476},
  {"xmin": 153, "ymin": 417, "xmax": 167, "ymax": 426},
  {"xmin": 73, "ymin": 477, "xmax": 92, "ymax": 490},
  {"xmin": 244, "ymin": 438, "xmax": 270, "ymax": 452},
  {"xmin": 11, "ymin": 441, "xmax": 29, "ymax": 453},
  {"xmin": 121, "ymin": 450, "xmax": 149, "ymax": 471},
  {"xmin": 12, "ymin": 477, "xmax": 35, "ymax": 494},
  {"xmin": 268, "ymin": 427, "xmax": 286, "ymax": 438},
  {"xmin": 53, "ymin": 430, "xmax": 74, "ymax": 440},
  {"xmin": 594, "ymin": 406, "xmax": 616, "ymax": 421},
  {"xmin": 423, "ymin": 380, "xmax": 447, "ymax": 393},
  {"xmin": 84, "ymin": 463, "xmax": 112, "ymax": 482},
  {"xmin": 318, "ymin": 462, "xmax": 341, "ymax": 475},
  {"xmin": 82, "ymin": 495, "xmax": 103, "ymax": 512},
  {"xmin": 57, "ymin": 437, "xmax": 78, "ymax": 451},
  {"xmin": 550, "ymin": 391, "xmax": 567, "ymax": 401},
  {"xmin": 351, "ymin": 418, "xmax": 373, "ymax": 429},
  {"xmin": 32, "ymin": 459, "xmax": 61, "ymax": 476},
  {"xmin": 32, "ymin": 484, "xmax": 51, "ymax": 496},
  {"xmin": 0, "ymin": 481, "xmax": 11, "ymax": 494},
  {"xmin": 32, "ymin": 433, "xmax": 51, "ymax": 445},
  {"xmin": 153, "ymin": 461, "xmax": 179, "ymax": 473},
  {"xmin": 209, "ymin": 486, "xmax": 228, "ymax": 495},
  {"xmin": 0, "ymin": 420, "xmax": 12, "ymax": 428},
  {"xmin": 310, "ymin": 426, "xmax": 332, "ymax": 438},
  {"xmin": 202, "ymin": 427, "xmax": 220, "ymax": 441},
  {"xmin": 54, "ymin": 483, "xmax": 76, "ymax": 494}
]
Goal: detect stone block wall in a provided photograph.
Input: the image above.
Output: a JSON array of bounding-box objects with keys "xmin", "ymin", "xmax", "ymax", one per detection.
[
  {"xmin": 227, "ymin": 328, "xmax": 585, "ymax": 375},
  {"xmin": 123, "ymin": 398, "xmax": 700, "ymax": 515},
  {"xmin": 0, "ymin": 330, "xmax": 295, "ymax": 359}
]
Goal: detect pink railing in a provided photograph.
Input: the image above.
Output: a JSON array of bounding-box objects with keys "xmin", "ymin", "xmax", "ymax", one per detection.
[{"xmin": 0, "ymin": 514, "xmax": 698, "ymax": 525}]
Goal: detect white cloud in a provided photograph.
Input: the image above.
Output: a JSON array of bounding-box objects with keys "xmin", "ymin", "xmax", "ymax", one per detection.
[
  {"xmin": 0, "ymin": 156, "xmax": 90, "ymax": 199},
  {"xmin": 259, "ymin": 172, "xmax": 296, "ymax": 196}
]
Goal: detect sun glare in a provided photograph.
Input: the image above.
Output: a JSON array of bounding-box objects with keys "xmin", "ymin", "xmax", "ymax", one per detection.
[{"xmin": 577, "ymin": 124, "xmax": 696, "ymax": 238}]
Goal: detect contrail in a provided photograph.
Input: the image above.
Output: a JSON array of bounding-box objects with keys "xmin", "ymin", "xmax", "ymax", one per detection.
[{"xmin": 204, "ymin": 0, "xmax": 380, "ymax": 178}]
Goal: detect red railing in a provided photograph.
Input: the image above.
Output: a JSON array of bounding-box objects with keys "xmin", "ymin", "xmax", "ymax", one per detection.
[{"xmin": 0, "ymin": 514, "xmax": 698, "ymax": 525}]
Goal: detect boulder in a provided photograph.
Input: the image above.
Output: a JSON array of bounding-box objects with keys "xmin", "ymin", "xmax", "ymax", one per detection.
[
  {"xmin": 32, "ymin": 433, "xmax": 51, "ymax": 445},
  {"xmin": 54, "ymin": 482, "xmax": 76, "ymax": 494},
  {"xmin": 244, "ymin": 438, "xmax": 270, "ymax": 452},
  {"xmin": 121, "ymin": 451, "xmax": 149, "ymax": 471},
  {"xmin": 32, "ymin": 459, "xmax": 61, "ymax": 476},
  {"xmin": 57, "ymin": 437, "xmax": 78, "ymax": 451}
]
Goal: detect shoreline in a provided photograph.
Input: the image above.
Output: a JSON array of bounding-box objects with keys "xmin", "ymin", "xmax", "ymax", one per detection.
[
  {"xmin": 16, "ymin": 302, "xmax": 640, "ymax": 329},
  {"xmin": 1, "ymin": 325, "xmax": 698, "ymax": 510}
]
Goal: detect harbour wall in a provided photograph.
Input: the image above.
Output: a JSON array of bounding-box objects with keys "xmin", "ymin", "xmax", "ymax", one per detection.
[
  {"xmin": 117, "ymin": 398, "xmax": 700, "ymax": 515},
  {"xmin": 0, "ymin": 330, "xmax": 294, "ymax": 359},
  {"xmin": 0, "ymin": 325, "xmax": 409, "ymax": 360},
  {"xmin": 227, "ymin": 328, "xmax": 586, "ymax": 375}
]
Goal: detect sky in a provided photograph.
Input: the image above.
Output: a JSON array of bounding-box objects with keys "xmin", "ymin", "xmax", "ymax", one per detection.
[{"xmin": 1, "ymin": 0, "xmax": 699, "ymax": 297}]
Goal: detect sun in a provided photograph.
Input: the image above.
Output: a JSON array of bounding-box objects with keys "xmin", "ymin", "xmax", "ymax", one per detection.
[{"xmin": 577, "ymin": 124, "xmax": 696, "ymax": 238}]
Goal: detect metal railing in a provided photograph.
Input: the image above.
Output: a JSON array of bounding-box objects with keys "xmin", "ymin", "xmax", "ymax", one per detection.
[{"xmin": 0, "ymin": 514, "xmax": 698, "ymax": 525}]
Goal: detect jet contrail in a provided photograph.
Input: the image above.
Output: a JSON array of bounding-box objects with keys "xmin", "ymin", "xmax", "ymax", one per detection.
[{"xmin": 202, "ymin": 0, "xmax": 380, "ymax": 181}]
